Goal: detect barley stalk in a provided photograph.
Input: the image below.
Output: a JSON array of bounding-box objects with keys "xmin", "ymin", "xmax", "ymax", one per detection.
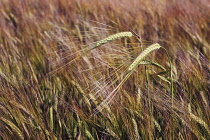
[
  {"xmin": 128, "ymin": 43, "xmax": 161, "ymax": 71},
  {"xmin": 139, "ymin": 60, "xmax": 166, "ymax": 71}
]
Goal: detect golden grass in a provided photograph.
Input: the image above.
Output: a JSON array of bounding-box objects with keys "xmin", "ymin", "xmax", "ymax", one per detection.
[{"xmin": 0, "ymin": 0, "xmax": 209, "ymax": 139}]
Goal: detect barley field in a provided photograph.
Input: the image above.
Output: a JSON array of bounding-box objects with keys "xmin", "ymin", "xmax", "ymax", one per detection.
[{"xmin": 0, "ymin": 0, "xmax": 210, "ymax": 139}]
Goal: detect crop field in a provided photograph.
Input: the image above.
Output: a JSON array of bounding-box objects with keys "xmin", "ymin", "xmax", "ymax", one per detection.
[{"xmin": 0, "ymin": 0, "xmax": 209, "ymax": 139}]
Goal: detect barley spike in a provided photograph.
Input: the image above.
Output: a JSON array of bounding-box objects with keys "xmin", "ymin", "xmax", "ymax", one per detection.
[
  {"xmin": 128, "ymin": 43, "xmax": 161, "ymax": 71},
  {"xmin": 94, "ymin": 32, "xmax": 133, "ymax": 48}
]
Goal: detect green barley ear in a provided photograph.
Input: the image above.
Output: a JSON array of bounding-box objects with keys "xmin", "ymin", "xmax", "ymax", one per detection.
[
  {"xmin": 93, "ymin": 32, "xmax": 133, "ymax": 49},
  {"xmin": 128, "ymin": 43, "xmax": 161, "ymax": 71}
]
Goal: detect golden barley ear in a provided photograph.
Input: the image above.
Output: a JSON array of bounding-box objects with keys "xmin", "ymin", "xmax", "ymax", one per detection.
[
  {"xmin": 0, "ymin": 117, "xmax": 24, "ymax": 140},
  {"xmin": 188, "ymin": 104, "xmax": 210, "ymax": 135},
  {"xmin": 128, "ymin": 43, "xmax": 161, "ymax": 71}
]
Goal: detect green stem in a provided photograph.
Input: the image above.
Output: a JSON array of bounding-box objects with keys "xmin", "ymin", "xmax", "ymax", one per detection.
[{"xmin": 162, "ymin": 47, "xmax": 174, "ymax": 140}]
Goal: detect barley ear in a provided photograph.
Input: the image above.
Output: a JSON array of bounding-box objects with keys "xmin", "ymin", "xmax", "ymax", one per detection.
[
  {"xmin": 0, "ymin": 117, "xmax": 24, "ymax": 140},
  {"xmin": 128, "ymin": 43, "xmax": 161, "ymax": 71},
  {"xmin": 94, "ymin": 32, "xmax": 133, "ymax": 48},
  {"xmin": 188, "ymin": 104, "xmax": 210, "ymax": 135}
]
